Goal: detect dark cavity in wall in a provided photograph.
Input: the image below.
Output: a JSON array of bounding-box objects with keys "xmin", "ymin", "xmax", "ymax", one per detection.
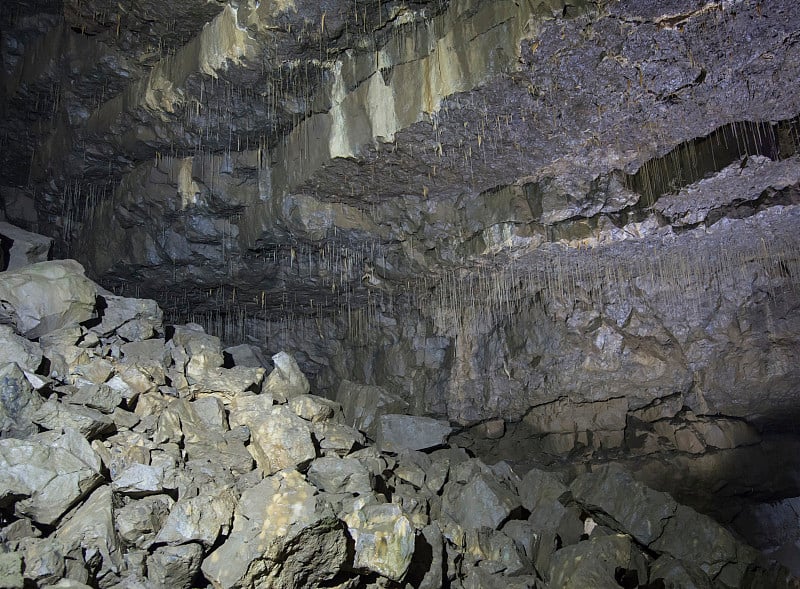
[{"xmin": 625, "ymin": 116, "xmax": 800, "ymax": 205}]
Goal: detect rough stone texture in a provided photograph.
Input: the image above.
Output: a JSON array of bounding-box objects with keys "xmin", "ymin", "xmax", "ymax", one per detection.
[
  {"xmin": 0, "ymin": 221, "xmax": 52, "ymax": 270},
  {"xmin": 376, "ymin": 414, "xmax": 452, "ymax": 453},
  {"xmin": 247, "ymin": 405, "xmax": 317, "ymax": 475},
  {"xmin": 0, "ymin": 435, "xmax": 103, "ymax": 525},
  {"xmin": 262, "ymin": 351, "xmax": 310, "ymax": 403},
  {"xmin": 342, "ymin": 503, "xmax": 415, "ymax": 581},
  {"xmin": 201, "ymin": 470, "xmax": 347, "ymax": 589},
  {"xmin": 0, "ymin": 362, "xmax": 41, "ymax": 439},
  {"xmin": 0, "ymin": 261, "xmax": 97, "ymax": 338}
]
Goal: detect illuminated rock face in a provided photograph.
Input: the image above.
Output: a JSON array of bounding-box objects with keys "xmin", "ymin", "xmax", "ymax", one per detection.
[{"xmin": 1, "ymin": 0, "xmax": 800, "ymax": 573}]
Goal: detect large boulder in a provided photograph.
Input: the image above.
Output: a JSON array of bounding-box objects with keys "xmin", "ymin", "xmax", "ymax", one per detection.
[
  {"xmin": 262, "ymin": 351, "xmax": 310, "ymax": 402},
  {"xmin": 335, "ymin": 380, "xmax": 409, "ymax": 438},
  {"xmin": 342, "ymin": 502, "xmax": 415, "ymax": 581},
  {"xmin": 0, "ymin": 260, "xmax": 97, "ymax": 338},
  {"xmin": 0, "ymin": 362, "xmax": 42, "ymax": 439},
  {"xmin": 0, "ymin": 222, "xmax": 52, "ymax": 270},
  {"xmin": 247, "ymin": 405, "xmax": 317, "ymax": 475},
  {"xmin": 376, "ymin": 414, "xmax": 452, "ymax": 453},
  {"xmin": 0, "ymin": 433, "xmax": 103, "ymax": 525},
  {"xmin": 201, "ymin": 470, "xmax": 347, "ymax": 588}
]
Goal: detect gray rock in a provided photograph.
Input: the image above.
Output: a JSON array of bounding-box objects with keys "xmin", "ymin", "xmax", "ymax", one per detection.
[
  {"xmin": 248, "ymin": 405, "xmax": 317, "ymax": 474},
  {"xmin": 548, "ymin": 533, "xmax": 641, "ymax": 588},
  {"xmin": 70, "ymin": 357, "xmax": 114, "ymax": 386},
  {"xmin": 154, "ymin": 486, "xmax": 237, "ymax": 547},
  {"xmin": 262, "ymin": 351, "xmax": 310, "ymax": 402},
  {"xmin": 92, "ymin": 294, "xmax": 162, "ymax": 341},
  {"xmin": 376, "ymin": 414, "xmax": 452, "ymax": 453},
  {"xmin": 0, "ymin": 325, "xmax": 42, "ymax": 373},
  {"xmin": 32, "ymin": 398, "xmax": 115, "ymax": 439},
  {"xmin": 111, "ymin": 463, "xmax": 167, "ymax": 496},
  {"xmin": 55, "ymin": 485, "xmax": 122, "ymax": 582},
  {"xmin": 146, "ymin": 543, "xmax": 203, "ymax": 589},
  {"xmin": 223, "ymin": 343, "xmax": 267, "ymax": 368},
  {"xmin": 0, "ymin": 362, "xmax": 41, "ymax": 439},
  {"xmin": 227, "ymin": 393, "xmax": 273, "ymax": 429},
  {"xmin": 442, "ymin": 471, "xmax": 522, "ymax": 530},
  {"xmin": 307, "ymin": 456, "xmax": 372, "ymax": 494},
  {"xmin": 65, "ymin": 383, "xmax": 123, "ymax": 413},
  {"xmin": 408, "ymin": 523, "xmax": 445, "ymax": 589},
  {"xmin": 464, "ymin": 528, "xmax": 529, "ymax": 575},
  {"xmin": 343, "ymin": 502, "xmax": 415, "ymax": 581},
  {"xmin": 649, "ymin": 555, "xmax": 713, "ymax": 589},
  {"xmin": 335, "ymin": 380, "xmax": 409, "ymax": 438},
  {"xmin": 0, "ymin": 222, "xmax": 52, "ymax": 270},
  {"xmin": 115, "ymin": 495, "xmax": 174, "ymax": 548},
  {"xmin": 569, "ymin": 463, "xmax": 677, "ymax": 546},
  {"xmin": 202, "ymin": 470, "xmax": 347, "ymax": 588},
  {"xmin": 289, "ymin": 393, "xmax": 343, "ymax": 423},
  {"xmin": 0, "ymin": 434, "xmax": 103, "ymax": 525},
  {"xmin": 190, "ymin": 365, "xmax": 265, "ymax": 401},
  {"xmin": 0, "ymin": 260, "xmax": 97, "ymax": 338},
  {"xmin": 313, "ymin": 421, "xmax": 366, "ymax": 457},
  {"xmin": 16, "ymin": 537, "xmax": 64, "ymax": 586},
  {"xmin": 0, "ymin": 552, "xmax": 24, "ymax": 589}
]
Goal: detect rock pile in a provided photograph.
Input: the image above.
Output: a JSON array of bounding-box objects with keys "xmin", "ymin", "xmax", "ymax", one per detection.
[{"xmin": 0, "ymin": 254, "xmax": 796, "ymax": 588}]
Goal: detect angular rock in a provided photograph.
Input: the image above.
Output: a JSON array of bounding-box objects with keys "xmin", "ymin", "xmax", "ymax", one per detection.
[
  {"xmin": 0, "ymin": 260, "xmax": 97, "ymax": 338},
  {"xmin": 343, "ymin": 502, "xmax": 415, "ymax": 581},
  {"xmin": 111, "ymin": 463, "xmax": 167, "ymax": 496},
  {"xmin": 154, "ymin": 486, "xmax": 237, "ymax": 548},
  {"xmin": 376, "ymin": 414, "xmax": 452, "ymax": 453},
  {"xmin": 223, "ymin": 343, "xmax": 267, "ymax": 368},
  {"xmin": 227, "ymin": 393, "xmax": 273, "ymax": 429},
  {"xmin": 262, "ymin": 351, "xmax": 310, "ymax": 402},
  {"xmin": 335, "ymin": 380, "xmax": 409, "ymax": 438},
  {"xmin": 190, "ymin": 365, "xmax": 265, "ymax": 400},
  {"xmin": 442, "ymin": 471, "xmax": 522, "ymax": 531},
  {"xmin": 0, "ymin": 362, "xmax": 41, "ymax": 439},
  {"xmin": 0, "ymin": 435, "xmax": 103, "ymax": 525},
  {"xmin": 307, "ymin": 456, "xmax": 372, "ymax": 494},
  {"xmin": 569, "ymin": 464, "xmax": 677, "ymax": 546},
  {"xmin": 0, "ymin": 325, "xmax": 42, "ymax": 373},
  {"xmin": 55, "ymin": 485, "xmax": 122, "ymax": 583},
  {"xmin": 115, "ymin": 495, "xmax": 174, "ymax": 549},
  {"xmin": 32, "ymin": 398, "xmax": 115, "ymax": 439},
  {"xmin": 248, "ymin": 405, "xmax": 317, "ymax": 475},
  {"xmin": 92, "ymin": 293, "xmax": 163, "ymax": 341},
  {"xmin": 313, "ymin": 421, "xmax": 366, "ymax": 457},
  {"xmin": 289, "ymin": 393, "xmax": 343, "ymax": 423},
  {"xmin": 0, "ymin": 222, "xmax": 52, "ymax": 270},
  {"xmin": 649, "ymin": 555, "xmax": 713, "ymax": 589},
  {"xmin": 548, "ymin": 533, "xmax": 644, "ymax": 589},
  {"xmin": 0, "ymin": 552, "xmax": 24, "ymax": 589},
  {"xmin": 16, "ymin": 537, "xmax": 64, "ymax": 586},
  {"xmin": 146, "ymin": 543, "xmax": 203, "ymax": 589},
  {"xmin": 201, "ymin": 470, "xmax": 347, "ymax": 588},
  {"xmin": 66, "ymin": 383, "xmax": 123, "ymax": 413}
]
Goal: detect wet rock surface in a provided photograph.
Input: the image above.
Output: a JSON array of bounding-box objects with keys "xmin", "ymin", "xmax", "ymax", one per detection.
[{"xmin": 0, "ymin": 249, "xmax": 796, "ymax": 588}]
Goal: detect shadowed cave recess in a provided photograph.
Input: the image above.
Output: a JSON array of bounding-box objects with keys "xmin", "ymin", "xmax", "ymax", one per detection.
[{"xmin": 2, "ymin": 0, "xmax": 800, "ymax": 585}]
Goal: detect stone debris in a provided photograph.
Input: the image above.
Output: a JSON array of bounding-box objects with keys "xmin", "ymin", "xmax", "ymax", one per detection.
[{"xmin": 0, "ymin": 245, "xmax": 795, "ymax": 588}]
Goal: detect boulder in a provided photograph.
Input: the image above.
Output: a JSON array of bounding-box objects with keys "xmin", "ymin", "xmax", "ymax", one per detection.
[
  {"xmin": 154, "ymin": 486, "xmax": 237, "ymax": 548},
  {"xmin": 223, "ymin": 343, "xmax": 267, "ymax": 368},
  {"xmin": 343, "ymin": 502, "xmax": 415, "ymax": 581},
  {"xmin": 91, "ymin": 294, "xmax": 162, "ymax": 341},
  {"xmin": 0, "ymin": 324, "xmax": 42, "ymax": 373},
  {"xmin": 307, "ymin": 456, "xmax": 372, "ymax": 494},
  {"xmin": 0, "ymin": 552, "xmax": 24, "ymax": 589},
  {"xmin": 0, "ymin": 221, "xmax": 52, "ymax": 270},
  {"xmin": 32, "ymin": 398, "xmax": 115, "ymax": 440},
  {"xmin": 289, "ymin": 393, "xmax": 343, "ymax": 423},
  {"xmin": 54, "ymin": 485, "xmax": 121, "ymax": 583},
  {"xmin": 114, "ymin": 495, "xmax": 174, "ymax": 549},
  {"xmin": 0, "ymin": 362, "xmax": 42, "ymax": 439},
  {"xmin": 335, "ymin": 380, "xmax": 409, "ymax": 438},
  {"xmin": 442, "ymin": 471, "xmax": 522, "ymax": 531},
  {"xmin": 548, "ymin": 533, "xmax": 645, "ymax": 588},
  {"xmin": 146, "ymin": 543, "xmax": 203, "ymax": 589},
  {"xmin": 248, "ymin": 405, "xmax": 317, "ymax": 475},
  {"xmin": 201, "ymin": 470, "xmax": 347, "ymax": 588},
  {"xmin": 376, "ymin": 414, "xmax": 452, "ymax": 453},
  {"xmin": 0, "ymin": 434, "xmax": 103, "ymax": 525},
  {"xmin": 0, "ymin": 260, "xmax": 97, "ymax": 338},
  {"xmin": 262, "ymin": 351, "xmax": 310, "ymax": 402}
]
